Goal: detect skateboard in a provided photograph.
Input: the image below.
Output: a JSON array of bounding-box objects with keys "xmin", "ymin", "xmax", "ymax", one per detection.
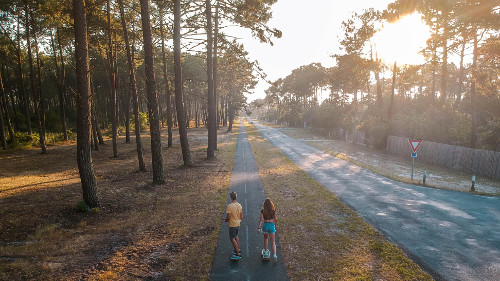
[
  {"xmin": 261, "ymin": 249, "xmax": 270, "ymax": 261},
  {"xmin": 230, "ymin": 251, "xmax": 241, "ymax": 261}
]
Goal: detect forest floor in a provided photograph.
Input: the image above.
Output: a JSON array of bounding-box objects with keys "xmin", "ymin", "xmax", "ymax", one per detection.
[
  {"xmin": 0, "ymin": 125, "xmax": 237, "ymax": 280},
  {"xmin": 274, "ymin": 126, "xmax": 500, "ymax": 196}
]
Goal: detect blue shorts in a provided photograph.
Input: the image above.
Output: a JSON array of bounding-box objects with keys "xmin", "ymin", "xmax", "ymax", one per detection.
[
  {"xmin": 229, "ymin": 227, "xmax": 239, "ymax": 239},
  {"xmin": 262, "ymin": 222, "xmax": 276, "ymax": 234}
]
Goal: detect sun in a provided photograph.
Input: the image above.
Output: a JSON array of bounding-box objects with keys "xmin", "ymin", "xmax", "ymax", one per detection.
[{"xmin": 371, "ymin": 13, "xmax": 431, "ymax": 66}]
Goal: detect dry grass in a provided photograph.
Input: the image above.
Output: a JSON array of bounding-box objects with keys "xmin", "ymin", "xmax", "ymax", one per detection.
[
  {"xmin": 245, "ymin": 120, "xmax": 433, "ymax": 280},
  {"xmin": 0, "ymin": 123, "xmax": 238, "ymax": 280}
]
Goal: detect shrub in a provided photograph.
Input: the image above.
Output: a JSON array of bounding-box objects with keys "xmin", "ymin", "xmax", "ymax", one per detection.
[{"xmin": 130, "ymin": 112, "xmax": 148, "ymax": 131}]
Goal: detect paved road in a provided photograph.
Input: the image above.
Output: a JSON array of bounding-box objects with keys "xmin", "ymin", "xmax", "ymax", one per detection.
[
  {"xmin": 251, "ymin": 119, "xmax": 500, "ymax": 281},
  {"xmin": 210, "ymin": 120, "xmax": 289, "ymax": 281}
]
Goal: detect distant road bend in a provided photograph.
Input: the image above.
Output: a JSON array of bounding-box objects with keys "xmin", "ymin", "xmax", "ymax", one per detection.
[{"xmin": 250, "ymin": 118, "xmax": 500, "ymax": 281}]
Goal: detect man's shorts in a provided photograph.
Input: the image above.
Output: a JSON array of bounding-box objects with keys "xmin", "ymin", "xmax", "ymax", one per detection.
[
  {"xmin": 262, "ymin": 222, "xmax": 276, "ymax": 234},
  {"xmin": 229, "ymin": 227, "xmax": 239, "ymax": 239}
]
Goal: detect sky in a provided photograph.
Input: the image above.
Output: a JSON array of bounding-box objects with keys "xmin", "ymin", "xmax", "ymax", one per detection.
[{"xmin": 225, "ymin": 0, "xmax": 397, "ymax": 102}]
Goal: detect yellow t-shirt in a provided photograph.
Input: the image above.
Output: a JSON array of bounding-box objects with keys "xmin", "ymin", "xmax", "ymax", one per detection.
[{"xmin": 226, "ymin": 202, "xmax": 242, "ymax": 227}]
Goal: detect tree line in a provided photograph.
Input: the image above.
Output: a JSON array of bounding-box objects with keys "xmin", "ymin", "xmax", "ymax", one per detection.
[
  {"xmin": 254, "ymin": 0, "xmax": 499, "ymax": 151},
  {"xmin": 0, "ymin": 0, "xmax": 280, "ymax": 208}
]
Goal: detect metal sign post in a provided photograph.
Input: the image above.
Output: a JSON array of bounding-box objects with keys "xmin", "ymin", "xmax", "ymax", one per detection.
[{"xmin": 408, "ymin": 140, "xmax": 422, "ymax": 181}]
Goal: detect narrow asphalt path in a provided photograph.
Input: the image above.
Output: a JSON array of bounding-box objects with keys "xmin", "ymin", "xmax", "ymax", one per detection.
[
  {"xmin": 210, "ymin": 120, "xmax": 289, "ymax": 281},
  {"xmin": 250, "ymin": 118, "xmax": 500, "ymax": 281}
]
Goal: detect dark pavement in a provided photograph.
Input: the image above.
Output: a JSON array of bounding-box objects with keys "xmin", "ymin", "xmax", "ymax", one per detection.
[
  {"xmin": 209, "ymin": 120, "xmax": 289, "ymax": 281},
  {"xmin": 250, "ymin": 118, "xmax": 500, "ymax": 281}
]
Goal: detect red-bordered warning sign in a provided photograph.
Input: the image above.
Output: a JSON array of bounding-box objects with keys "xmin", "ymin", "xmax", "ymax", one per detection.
[{"xmin": 408, "ymin": 139, "xmax": 422, "ymax": 153}]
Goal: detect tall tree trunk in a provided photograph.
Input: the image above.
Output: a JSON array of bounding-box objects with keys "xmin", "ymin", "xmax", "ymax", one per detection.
[
  {"xmin": 224, "ymin": 97, "xmax": 228, "ymax": 126},
  {"xmin": 430, "ymin": 25, "xmax": 438, "ymax": 101},
  {"xmin": 454, "ymin": 31, "xmax": 467, "ymax": 108},
  {"xmin": 0, "ymin": 72, "xmax": 7, "ymax": 149},
  {"xmin": 388, "ymin": 61, "xmax": 397, "ymax": 121},
  {"xmin": 374, "ymin": 46, "xmax": 382, "ymax": 108},
  {"xmin": 25, "ymin": 2, "xmax": 46, "ymax": 153},
  {"xmin": 440, "ymin": 21, "xmax": 448, "ymax": 104},
  {"xmin": 118, "ymin": 0, "xmax": 145, "ymax": 171},
  {"xmin": 159, "ymin": 9, "xmax": 173, "ymax": 148},
  {"xmin": 206, "ymin": 0, "xmax": 216, "ymax": 159},
  {"xmin": 17, "ymin": 14, "xmax": 31, "ymax": 135},
  {"xmin": 185, "ymin": 101, "xmax": 189, "ymax": 128},
  {"xmin": 214, "ymin": 0, "xmax": 220, "ymax": 136},
  {"xmin": 107, "ymin": 0, "xmax": 118, "ymax": 158},
  {"xmin": 51, "ymin": 30, "xmax": 68, "ymax": 140},
  {"xmin": 140, "ymin": 0, "xmax": 165, "ymax": 182},
  {"xmin": 57, "ymin": 30, "xmax": 69, "ymax": 140},
  {"xmin": 375, "ymin": 70, "xmax": 382, "ymax": 106},
  {"xmin": 73, "ymin": 0, "xmax": 99, "ymax": 208},
  {"xmin": 174, "ymin": 0, "xmax": 192, "ymax": 166},
  {"xmin": 124, "ymin": 77, "xmax": 131, "ymax": 143},
  {"xmin": 91, "ymin": 94, "xmax": 99, "ymax": 151},
  {"xmin": 195, "ymin": 100, "xmax": 199, "ymax": 128},
  {"xmin": 3, "ymin": 67, "xmax": 17, "ymax": 116},
  {"xmin": 227, "ymin": 96, "xmax": 233, "ymax": 132},
  {"xmin": 0, "ymin": 67, "xmax": 14, "ymax": 142},
  {"xmin": 90, "ymin": 76, "xmax": 105, "ymax": 145},
  {"xmin": 470, "ymin": 28, "xmax": 478, "ymax": 148},
  {"xmin": 34, "ymin": 31, "xmax": 46, "ymax": 146}
]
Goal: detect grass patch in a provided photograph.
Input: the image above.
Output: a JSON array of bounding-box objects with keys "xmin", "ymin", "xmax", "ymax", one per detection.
[{"xmin": 245, "ymin": 120, "xmax": 432, "ymax": 280}]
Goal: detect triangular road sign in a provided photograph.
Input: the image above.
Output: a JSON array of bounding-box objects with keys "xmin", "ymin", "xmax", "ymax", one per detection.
[{"xmin": 408, "ymin": 139, "xmax": 422, "ymax": 153}]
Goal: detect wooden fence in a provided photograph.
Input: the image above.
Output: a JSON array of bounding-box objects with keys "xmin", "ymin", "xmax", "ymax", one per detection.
[{"xmin": 387, "ymin": 136, "xmax": 500, "ymax": 180}]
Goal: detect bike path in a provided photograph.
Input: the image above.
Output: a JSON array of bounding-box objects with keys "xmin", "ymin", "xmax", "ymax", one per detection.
[
  {"xmin": 209, "ymin": 120, "xmax": 289, "ymax": 281},
  {"xmin": 250, "ymin": 118, "xmax": 500, "ymax": 281}
]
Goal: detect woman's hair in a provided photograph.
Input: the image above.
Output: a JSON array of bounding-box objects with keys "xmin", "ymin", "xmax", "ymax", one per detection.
[{"xmin": 262, "ymin": 198, "xmax": 275, "ymax": 219}]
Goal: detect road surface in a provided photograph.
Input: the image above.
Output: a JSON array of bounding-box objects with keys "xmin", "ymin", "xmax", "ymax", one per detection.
[
  {"xmin": 210, "ymin": 120, "xmax": 289, "ymax": 281},
  {"xmin": 251, "ymin": 118, "xmax": 500, "ymax": 281}
]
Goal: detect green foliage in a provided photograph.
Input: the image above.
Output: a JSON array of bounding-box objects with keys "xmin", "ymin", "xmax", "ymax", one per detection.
[
  {"xmin": 478, "ymin": 118, "xmax": 500, "ymax": 150},
  {"xmin": 106, "ymin": 111, "xmax": 148, "ymax": 137},
  {"xmin": 11, "ymin": 112, "xmax": 29, "ymax": 132},
  {"xmin": 10, "ymin": 132, "xmax": 40, "ymax": 149},
  {"xmin": 130, "ymin": 112, "xmax": 149, "ymax": 131},
  {"xmin": 44, "ymin": 111, "xmax": 63, "ymax": 132},
  {"xmin": 75, "ymin": 201, "xmax": 90, "ymax": 212}
]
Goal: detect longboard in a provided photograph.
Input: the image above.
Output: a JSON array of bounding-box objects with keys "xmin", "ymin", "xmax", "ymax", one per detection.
[
  {"xmin": 261, "ymin": 250, "xmax": 270, "ymax": 261},
  {"xmin": 230, "ymin": 252, "xmax": 241, "ymax": 261}
]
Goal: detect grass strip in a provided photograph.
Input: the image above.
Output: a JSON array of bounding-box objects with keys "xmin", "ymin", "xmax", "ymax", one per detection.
[{"xmin": 245, "ymin": 120, "xmax": 432, "ymax": 280}]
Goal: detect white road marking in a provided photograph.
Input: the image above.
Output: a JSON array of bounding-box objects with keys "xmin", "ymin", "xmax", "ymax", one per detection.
[{"xmin": 246, "ymin": 225, "xmax": 249, "ymax": 257}]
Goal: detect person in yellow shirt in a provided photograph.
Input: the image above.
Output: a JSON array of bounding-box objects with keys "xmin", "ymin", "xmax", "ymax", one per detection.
[{"xmin": 224, "ymin": 191, "xmax": 243, "ymax": 260}]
